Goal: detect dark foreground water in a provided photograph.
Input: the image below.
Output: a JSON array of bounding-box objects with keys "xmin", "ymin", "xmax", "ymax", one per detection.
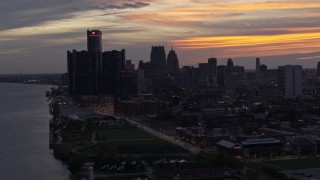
[{"xmin": 0, "ymin": 83, "xmax": 72, "ymax": 180}]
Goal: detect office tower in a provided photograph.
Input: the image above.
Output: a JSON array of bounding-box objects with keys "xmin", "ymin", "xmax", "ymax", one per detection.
[
  {"xmin": 198, "ymin": 58, "xmax": 217, "ymax": 87},
  {"xmin": 208, "ymin": 58, "xmax": 217, "ymax": 76},
  {"xmin": 150, "ymin": 46, "xmax": 167, "ymax": 92},
  {"xmin": 151, "ymin": 46, "xmax": 166, "ymax": 78},
  {"xmin": 208, "ymin": 58, "xmax": 217, "ymax": 85},
  {"xmin": 166, "ymin": 48, "xmax": 179, "ymax": 76},
  {"xmin": 138, "ymin": 60, "xmax": 152, "ymax": 79},
  {"xmin": 137, "ymin": 68, "xmax": 147, "ymax": 94},
  {"xmin": 67, "ymin": 50, "xmax": 93, "ymax": 95},
  {"xmin": 87, "ymin": 30, "xmax": 102, "ymax": 52},
  {"xmin": 278, "ymin": 65, "xmax": 303, "ymax": 97},
  {"xmin": 227, "ymin": 58, "xmax": 234, "ymax": 73},
  {"xmin": 101, "ymin": 49, "xmax": 125, "ymax": 95},
  {"xmin": 181, "ymin": 66, "xmax": 199, "ymax": 94},
  {"xmin": 317, "ymin": 62, "xmax": 320, "ymax": 77},
  {"xmin": 260, "ymin": 64, "xmax": 268, "ymax": 80},
  {"xmin": 217, "ymin": 65, "xmax": 227, "ymax": 87},
  {"xmin": 125, "ymin": 60, "xmax": 135, "ymax": 70},
  {"xmin": 86, "ymin": 30, "xmax": 103, "ymax": 94},
  {"xmin": 256, "ymin": 58, "xmax": 261, "ymax": 80},
  {"xmin": 198, "ymin": 63, "xmax": 210, "ymax": 86},
  {"xmin": 260, "ymin": 64, "xmax": 267, "ymax": 72},
  {"xmin": 117, "ymin": 70, "xmax": 137, "ymax": 99},
  {"xmin": 151, "ymin": 46, "xmax": 166, "ymax": 67}
]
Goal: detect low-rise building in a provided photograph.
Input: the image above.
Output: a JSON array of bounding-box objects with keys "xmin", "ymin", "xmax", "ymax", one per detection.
[
  {"xmin": 242, "ymin": 138, "xmax": 282, "ymax": 158},
  {"xmin": 216, "ymin": 140, "xmax": 242, "ymax": 157}
]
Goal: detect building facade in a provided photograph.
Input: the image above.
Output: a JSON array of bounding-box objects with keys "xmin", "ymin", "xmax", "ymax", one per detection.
[{"xmin": 278, "ymin": 65, "xmax": 303, "ymax": 97}]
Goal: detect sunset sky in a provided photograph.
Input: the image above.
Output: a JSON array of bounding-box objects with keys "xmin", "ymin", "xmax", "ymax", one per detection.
[{"xmin": 1, "ymin": 0, "xmax": 320, "ymax": 73}]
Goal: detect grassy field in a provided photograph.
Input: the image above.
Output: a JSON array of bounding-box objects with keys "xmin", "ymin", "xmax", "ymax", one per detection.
[
  {"xmin": 95, "ymin": 128, "xmax": 158, "ymax": 141},
  {"xmin": 94, "ymin": 127, "xmax": 189, "ymax": 154},
  {"xmin": 246, "ymin": 157, "xmax": 320, "ymax": 171}
]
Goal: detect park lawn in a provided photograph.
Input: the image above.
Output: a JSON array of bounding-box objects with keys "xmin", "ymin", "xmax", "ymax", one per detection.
[
  {"xmin": 108, "ymin": 139, "xmax": 189, "ymax": 154},
  {"xmin": 94, "ymin": 127, "xmax": 189, "ymax": 154},
  {"xmin": 246, "ymin": 157, "xmax": 320, "ymax": 171},
  {"xmin": 95, "ymin": 128, "xmax": 157, "ymax": 141},
  {"xmin": 267, "ymin": 157, "xmax": 320, "ymax": 170}
]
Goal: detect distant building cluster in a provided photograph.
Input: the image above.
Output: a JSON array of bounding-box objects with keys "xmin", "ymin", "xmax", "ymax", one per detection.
[{"xmin": 66, "ymin": 30, "xmax": 308, "ymax": 101}]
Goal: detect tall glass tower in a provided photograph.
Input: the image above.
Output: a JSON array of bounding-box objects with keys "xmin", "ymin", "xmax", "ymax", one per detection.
[{"xmin": 87, "ymin": 30, "xmax": 102, "ymax": 52}]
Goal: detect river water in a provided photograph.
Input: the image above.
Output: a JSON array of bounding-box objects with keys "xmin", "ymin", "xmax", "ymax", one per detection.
[{"xmin": 0, "ymin": 83, "xmax": 73, "ymax": 180}]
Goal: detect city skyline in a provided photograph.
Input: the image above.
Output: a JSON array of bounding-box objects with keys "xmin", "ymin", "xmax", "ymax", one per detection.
[{"xmin": 1, "ymin": 0, "xmax": 320, "ymax": 73}]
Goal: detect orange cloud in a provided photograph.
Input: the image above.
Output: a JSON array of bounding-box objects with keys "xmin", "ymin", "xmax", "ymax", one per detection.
[
  {"xmin": 120, "ymin": 1, "xmax": 320, "ymax": 23},
  {"xmin": 172, "ymin": 31, "xmax": 320, "ymax": 57},
  {"xmin": 172, "ymin": 1, "xmax": 320, "ymax": 12}
]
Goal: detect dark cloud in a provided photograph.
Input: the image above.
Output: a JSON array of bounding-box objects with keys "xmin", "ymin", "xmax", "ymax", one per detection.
[
  {"xmin": 92, "ymin": 2, "xmax": 150, "ymax": 9},
  {"xmin": 0, "ymin": 0, "xmax": 152, "ymax": 31}
]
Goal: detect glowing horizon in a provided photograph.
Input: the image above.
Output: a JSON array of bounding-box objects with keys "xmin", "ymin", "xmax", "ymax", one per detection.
[{"xmin": 0, "ymin": 0, "xmax": 320, "ymax": 72}]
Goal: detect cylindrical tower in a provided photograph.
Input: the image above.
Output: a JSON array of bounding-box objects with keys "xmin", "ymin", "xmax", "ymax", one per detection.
[{"xmin": 87, "ymin": 30, "xmax": 102, "ymax": 52}]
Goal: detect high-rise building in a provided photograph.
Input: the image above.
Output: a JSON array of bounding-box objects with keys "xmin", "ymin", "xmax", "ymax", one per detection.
[
  {"xmin": 87, "ymin": 30, "xmax": 102, "ymax": 52},
  {"xmin": 181, "ymin": 66, "xmax": 199, "ymax": 94},
  {"xmin": 166, "ymin": 48, "xmax": 179, "ymax": 76},
  {"xmin": 198, "ymin": 63, "xmax": 210, "ymax": 86},
  {"xmin": 101, "ymin": 49, "xmax": 125, "ymax": 95},
  {"xmin": 278, "ymin": 65, "xmax": 303, "ymax": 97},
  {"xmin": 150, "ymin": 46, "xmax": 167, "ymax": 91},
  {"xmin": 217, "ymin": 65, "xmax": 227, "ymax": 87},
  {"xmin": 67, "ymin": 50, "xmax": 94, "ymax": 95},
  {"xmin": 208, "ymin": 58, "xmax": 217, "ymax": 76},
  {"xmin": 227, "ymin": 58, "xmax": 234, "ymax": 73},
  {"xmin": 117, "ymin": 70, "xmax": 137, "ymax": 99},
  {"xmin": 137, "ymin": 68, "xmax": 147, "ymax": 94},
  {"xmin": 260, "ymin": 64, "xmax": 268, "ymax": 80},
  {"xmin": 317, "ymin": 62, "xmax": 320, "ymax": 77},
  {"xmin": 87, "ymin": 30, "xmax": 103, "ymax": 94},
  {"xmin": 151, "ymin": 46, "xmax": 166, "ymax": 67},
  {"xmin": 256, "ymin": 58, "xmax": 261, "ymax": 80},
  {"xmin": 208, "ymin": 58, "xmax": 217, "ymax": 85},
  {"xmin": 198, "ymin": 58, "xmax": 217, "ymax": 87},
  {"xmin": 151, "ymin": 46, "xmax": 166, "ymax": 79},
  {"xmin": 67, "ymin": 30, "xmax": 103, "ymax": 96},
  {"xmin": 125, "ymin": 60, "xmax": 135, "ymax": 70}
]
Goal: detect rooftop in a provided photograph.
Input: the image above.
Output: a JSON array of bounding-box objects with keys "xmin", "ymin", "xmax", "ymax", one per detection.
[
  {"xmin": 217, "ymin": 140, "xmax": 239, "ymax": 148},
  {"xmin": 242, "ymin": 138, "xmax": 281, "ymax": 145}
]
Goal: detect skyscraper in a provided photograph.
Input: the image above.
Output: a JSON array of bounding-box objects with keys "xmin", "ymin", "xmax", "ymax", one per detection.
[
  {"xmin": 217, "ymin": 65, "xmax": 227, "ymax": 87},
  {"xmin": 87, "ymin": 30, "xmax": 102, "ymax": 52},
  {"xmin": 150, "ymin": 46, "xmax": 167, "ymax": 91},
  {"xmin": 278, "ymin": 65, "xmax": 303, "ymax": 97},
  {"xmin": 86, "ymin": 30, "xmax": 103, "ymax": 94},
  {"xmin": 151, "ymin": 46, "xmax": 166, "ymax": 67},
  {"xmin": 166, "ymin": 48, "xmax": 179, "ymax": 76},
  {"xmin": 64, "ymin": 29, "xmax": 104, "ymax": 95},
  {"xmin": 101, "ymin": 49, "xmax": 125, "ymax": 95},
  {"xmin": 256, "ymin": 58, "xmax": 261, "ymax": 80},
  {"xmin": 227, "ymin": 58, "xmax": 234, "ymax": 73},
  {"xmin": 198, "ymin": 58, "xmax": 217, "ymax": 87},
  {"xmin": 67, "ymin": 50, "xmax": 94, "ymax": 95},
  {"xmin": 317, "ymin": 62, "xmax": 320, "ymax": 78},
  {"xmin": 208, "ymin": 58, "xmax": 217, "ymax": 76},
  {"xmin": 208, "ymin": 58, "xmax": 217, "ymax": 85}
]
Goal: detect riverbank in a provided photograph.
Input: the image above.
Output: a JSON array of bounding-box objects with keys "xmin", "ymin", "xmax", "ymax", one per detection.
[{"xmin": 49, "ymin": 96, "xmax": 244, "ymax": 179}]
